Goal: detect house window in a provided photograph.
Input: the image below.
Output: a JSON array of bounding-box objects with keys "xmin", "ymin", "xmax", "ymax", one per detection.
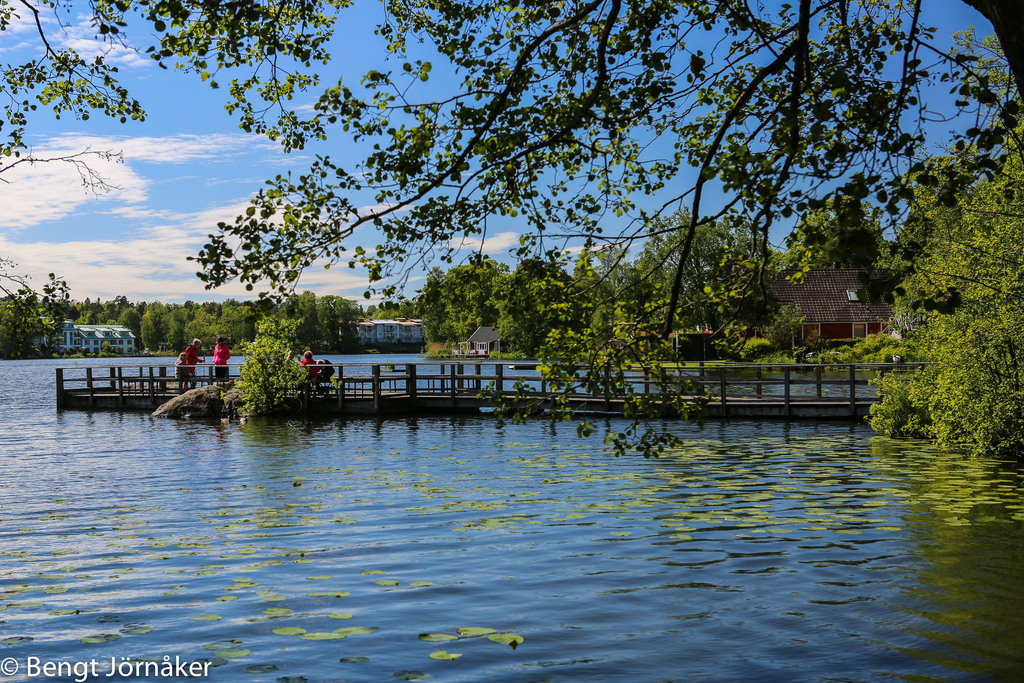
[
  {"xmin": 846, "ymin": 289, "xmax": 860, "ymax": 302},
  {"xmin": 852, "ymin": 323, "xmax": 867, "ymax": 338}
]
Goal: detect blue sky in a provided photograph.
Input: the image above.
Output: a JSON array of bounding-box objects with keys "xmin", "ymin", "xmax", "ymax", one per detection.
[{"xmin": 1, "ymin": 2, "xmax": 994, "ymax": 305}]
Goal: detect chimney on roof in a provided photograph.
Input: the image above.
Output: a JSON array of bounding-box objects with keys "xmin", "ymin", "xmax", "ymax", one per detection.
[{"xmin": 491, "ymin": 322, "xmax": 496, "ymax": 329}]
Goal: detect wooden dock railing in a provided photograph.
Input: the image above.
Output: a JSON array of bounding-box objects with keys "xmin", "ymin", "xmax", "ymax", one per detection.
[{"xmin": 55, "ymin": 361, "xmax": 932, "ymax": 419}]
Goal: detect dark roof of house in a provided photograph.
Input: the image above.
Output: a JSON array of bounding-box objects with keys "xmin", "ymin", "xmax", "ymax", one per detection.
[
  {"xmin": 769, "ymin": 269, "xmax": 893, "ymax": 323},
  {"xmin": 467, "ymin": 326, "xmax": 501, "ymax": 343}
]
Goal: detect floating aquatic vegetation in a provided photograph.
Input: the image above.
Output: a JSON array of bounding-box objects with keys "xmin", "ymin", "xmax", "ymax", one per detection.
[{"xmin": 428, "ymin": 650, "xmax": 461, "ymax": 660}]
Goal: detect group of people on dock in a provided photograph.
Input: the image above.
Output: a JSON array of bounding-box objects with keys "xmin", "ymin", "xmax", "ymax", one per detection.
[
  {"xmin": 174, "ymin": 337, "xmax": 232, "ymax": 393},
  {"xmin": 173, "ymin": 340, "xmax": 335, "ymax": 395}
]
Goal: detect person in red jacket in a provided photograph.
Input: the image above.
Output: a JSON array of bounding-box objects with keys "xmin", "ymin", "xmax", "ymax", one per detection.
[
  {"xmin": 300, "ymin": 350, "xmax": 319, "ymax": 382},
  {"xmin": 182, "ymin": 339, "xmax": 204, "ymax": 388}
]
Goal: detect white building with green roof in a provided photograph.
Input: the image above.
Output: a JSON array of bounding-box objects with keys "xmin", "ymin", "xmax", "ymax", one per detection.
[{"xmin": 59, "ymin": 320, "xmax": 137, "ymax": 354}]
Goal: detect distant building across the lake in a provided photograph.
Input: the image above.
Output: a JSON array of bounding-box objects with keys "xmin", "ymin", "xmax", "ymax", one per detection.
[
  {"xmin": 457, "ymin": 325, "xmax": 502, "ymax": 357},
  {"xmin": 356, "ymin": 319, "xmax": 425, "ymax": 346},
  {"xmin": 58, "ymin": 320, "xmax": 137, "ymax": 354},
  {"xmin": 769, "ymin": 269, "xmax": 893, "ymax": 345}
]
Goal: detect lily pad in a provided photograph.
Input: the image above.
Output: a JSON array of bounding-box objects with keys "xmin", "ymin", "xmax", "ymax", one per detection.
[
  {"xmin": 428, "ymin": 651, "xmax": 462, "ymax": 661},
  {"xmin": 81, "ymin": 633, "xmax": 120, "ymax": 644},
  {"xmin": 418, "ymin": 633, "xmax": 458, "ymax": 642},
  {"xmin": 456, "ymin": 627, "xmax": 497, "ymax": 636},
  {"xmin": 326, "ymin": 613, "xmax": 353, "ymax": 620},
  {"xmin": 488, "ymin": 633, "xmax": 525, "ymax": 649},
  {"xmin": 242, "ymin": 665, "xmax": 279, "ymax": 674},
  {"xmin": 188, "ymin": 614, "xmax": 222, "ymax": 621},
  {"xmin": 263, "ymin": 608, "xmax": 293, "ymax": 616},
  {"xmin": 272, "ymin": 627, "xmax": 307, "ymax": 636},
  {"xmin": 301, "ymin": 632, "xmax": 345, "ymax": 640},
  {"xmin": 215, "ymin": 648, "xmax": 250, "ymax": 659},
  {"xmin": 339, "ymin": 657, "xmax": 369, "ymax": 663},
  {"xmin": 333, "ymin": 626, "xmax": 380, "ymax": 637},
  {"xmin": 0, "ymin": 636, "xmax": 33, "ymax": 645},
  {"xmin": 392, "ymin": 670, "xmax": 431, "ymax": 681}
]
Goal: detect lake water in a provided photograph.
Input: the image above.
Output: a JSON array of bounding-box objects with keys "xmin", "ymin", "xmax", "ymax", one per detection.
[{"xmin": 2, "ymin": 356, "xmax": 1023, "ymax": 682}]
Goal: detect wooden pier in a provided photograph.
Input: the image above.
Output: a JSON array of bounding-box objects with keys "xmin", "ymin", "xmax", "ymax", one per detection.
[{"xmin": 55, "ymin": 361, "xmax": 929, "ymax": 420}]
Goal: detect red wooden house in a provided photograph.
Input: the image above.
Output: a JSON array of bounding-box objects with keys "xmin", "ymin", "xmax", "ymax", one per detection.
[{"xmin": 768, "ymin": 269, "xmax": 893, "ymax": 345}]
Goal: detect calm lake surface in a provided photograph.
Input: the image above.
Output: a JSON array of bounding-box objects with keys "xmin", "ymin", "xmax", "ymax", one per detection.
[{"xmin": 2, "ymin": 356, "xmax": 1024, "ymax": 682}]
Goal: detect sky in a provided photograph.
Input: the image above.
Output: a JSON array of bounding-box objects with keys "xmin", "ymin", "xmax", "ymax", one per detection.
[{"xmin": 0, "ymin": 1, "xmax": 994, "ymax": 305}]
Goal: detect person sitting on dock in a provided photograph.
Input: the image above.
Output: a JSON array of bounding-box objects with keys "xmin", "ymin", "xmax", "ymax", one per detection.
[
  {"xmin": 174, "ymin": 351, "xmax": 191, "ymax": 394},
  {"xmin": 316, "ymin": 358, "xmax": 335, "ymax": 394},
  {"xmin": 300, "ymin": 350, "xmax": 319, "ymax": 383}
]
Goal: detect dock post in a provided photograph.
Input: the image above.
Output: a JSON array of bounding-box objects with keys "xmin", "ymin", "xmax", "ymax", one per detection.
[
  {"xmin": 87, "ymin": 367, "xmax": 95, "ymax": 407},
  {"xmin": 117, "ymin": 366, "xmax": 124, "ymax": 407},
  {"xmin": 496, "ymin": 363, "xmax": 503, "ymax": 396},
  {"xmin": 450, "ymin": 364, "xmax": 457, "ymax": 398},
  {"xmin": 408, "ymin": 364, "xmax": 418, "ymax": 399},
  {"xmin": 816, "ymin": 365, "xmax": 823, "ymax": 398},
  {"xmin": 604, "ymin": 364, "xmax": 611, "ymax": 412},
  {"xmin": 719, "ymin": 366, "xmax": 727, "ymax": 417},
  {"xmin": 55, "ymin": 368, "xmax": 64, "ymax": 409},
  {"xmin": 784, "ymin": 367, "xmax": 791, "ymax": 417},
  {"xmin": 849, "ymin": 365, "xmax": 857, "ymax": 416},
  {"xmin": 337, "ymin": 365, "xmax": 345, "ymax": 410},
  {"xmin": 475, "ymin": 363, "xmax": 482, "ymax": 392},
  {"xmin": 756, "ymin": 365, "xmax": 762, "ymax": 398},
  {"xmin": 373, "ymin": 365, "xmax": 382, "ymax": 411}
]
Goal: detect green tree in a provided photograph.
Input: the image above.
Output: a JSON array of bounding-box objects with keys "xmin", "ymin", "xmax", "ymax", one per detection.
[
  {"xmin": 0, "ymin": 262, "xmax": 70, "ymax": 358},
  {"xmin": 762, "ymin": 304, "xmax": 805, "ymax": 351},
  {"xmin": 497, "ymin": 258, "xmax": 580, "ymax": 357},
  {"xmin": 165, "ymin": 308, "xmax": 188, "ymax": 353},
  {"xmin": 118, "ymin": 308, "xmax": 142, "ymax": 342},
  {"xmin": 237, "ymin": 317, "xmax": 305, "ymax": 415},
  {"xmin": 421, "ymin": 258, "xmax": 508, "ymax": 344},
  {"xmin": 140, "ymin": 304, "xmax": 166, "ymax": 351},
  {"xmin": 219, "ymin": 300, "xmax": 259, "ymax": 346},
  {"xmin": 780, "ymin": 198, "xmax": 888, "ymax": 271},
  {"xmin": 872, "ymin": 132, "xmax": 1024, "ymax": 456},
  {"xmin": 316, "ymin": 295, "xmax": 362, "ymax": 352},
  {"xmin": 281, "ymin": 292, "xmax": 322, "ymax": 352}
]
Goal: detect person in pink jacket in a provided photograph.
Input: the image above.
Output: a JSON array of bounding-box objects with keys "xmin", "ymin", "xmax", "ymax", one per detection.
[{"xmin": 213, "ymin": 336, "xmax": 231, "ymax": 387}]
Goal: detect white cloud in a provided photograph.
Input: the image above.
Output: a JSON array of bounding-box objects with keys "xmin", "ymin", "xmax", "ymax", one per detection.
[
  {"xmin": 0, "ymin": 197, "xmax": 385, "ymax": 303},
  {"xmin": 447, "ymin": 231, "xmax": 520, "ymax": 254},
  {"xmin": 0, "ymin": 151, "xmax": 148, "ymax": 228},
  {"xmin": 0, "ymin": 133, "xmax": 278, "ymax": 231}
]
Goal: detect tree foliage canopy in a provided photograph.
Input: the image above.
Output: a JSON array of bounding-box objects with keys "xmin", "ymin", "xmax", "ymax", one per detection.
[{"xmin": 191, "ymin": 1, "xmax": 1022, "ymax": 318}]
